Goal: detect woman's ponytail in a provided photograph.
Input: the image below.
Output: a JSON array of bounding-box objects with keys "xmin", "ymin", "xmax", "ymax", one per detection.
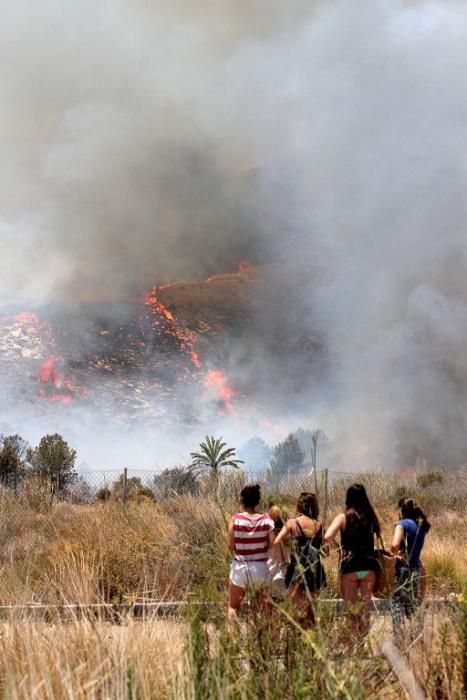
[{"xmin": 398, "ymin": 497, "xmax": 431, "ymax": 532}]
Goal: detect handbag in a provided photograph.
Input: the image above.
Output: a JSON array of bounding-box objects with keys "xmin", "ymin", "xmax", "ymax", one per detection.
[
  {"xmin": 268, "ymin": 543, "xmax": 288, "ymax": 598},
  {"xmin": 374, "ymin": 536, "xmax": 396, "ymax": 598}
]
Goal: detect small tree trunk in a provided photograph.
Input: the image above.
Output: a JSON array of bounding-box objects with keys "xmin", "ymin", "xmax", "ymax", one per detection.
[
  {"xmin": 214, "ymin": 467, "xmax": 220, "ymax": 503},
  {"xmin": 323, "ymin": 468, "xmax": 329, "ymax": 529},
  {"xmin": 123, "ymin": 467, "xmax": 128, "ymax": 509}
]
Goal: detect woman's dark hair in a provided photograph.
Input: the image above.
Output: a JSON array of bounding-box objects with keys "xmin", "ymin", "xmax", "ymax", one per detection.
[
  {"xmin": 240, "ymin": 484, "xmax": 261, "ymax": 509},
  {"xmin": 345, "ymin": 483, "xmax": 381, "ymax": 536},
  {"xmin": 398, "ymin": 497, "xmax": 431, "ymax": 532},
  {"xmin": 296, "ymin": 492, "xmax": 319, "ymax": 519}
]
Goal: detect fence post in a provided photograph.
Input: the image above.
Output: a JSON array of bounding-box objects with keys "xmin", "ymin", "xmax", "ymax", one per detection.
[
  {"xmin": 123, "ymin": 467, "xmax": 128, "ymax": 509},
  {"xmin": 381, "ymin": 640, "xmax": 426, "ymax": 700},
  {"xmin": 323, "ymin": 468, "xmax": 329, "ymax": 529}
]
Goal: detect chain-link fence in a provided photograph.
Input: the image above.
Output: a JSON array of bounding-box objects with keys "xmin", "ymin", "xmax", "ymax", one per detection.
[{"xmin": 72, "ymin": 464, "xmax": 467, "ymax": 511}]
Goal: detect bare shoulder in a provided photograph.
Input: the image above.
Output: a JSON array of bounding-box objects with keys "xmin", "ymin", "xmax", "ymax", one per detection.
[
  {"xmin": 332, "ymin": 512, "xmax": 346, "ymax": 529},
  {"xmin": 337, "ymin": 512, "xmax": 346, "ymax": 525}
]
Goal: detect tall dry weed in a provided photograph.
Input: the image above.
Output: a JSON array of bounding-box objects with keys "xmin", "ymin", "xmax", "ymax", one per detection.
[
  {"xmin": 0, "ymin": 492, "xmax": 227, "ymax": 605},
  {"xmin": 0, "ymin": 617, "xmax": 185, "ymax": 699}
]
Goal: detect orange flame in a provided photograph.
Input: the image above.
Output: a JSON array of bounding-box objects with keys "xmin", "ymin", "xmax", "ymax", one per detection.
[
  {"xmin": 143, "ymin": 287, "xmax": 175, "ymax": 321},
  {"xmin": 49, "ymin": 393, "xmax": 73, "ymax": 405},
  {"xmin": 190, "ymin": 350, "xmax": 201, "ymax": 369},
  {"xmin": 38, "ymin": 355, "xmax": 86, "ymax": 404},
  {"xmin": 38, "ymin": 356, "xmax": 61, "ymax": 384},
  {"xmin": 143, "ymin": 285, "xmax": 202, "ymax": 371},
  {"xmin": 204, "ymin": 369, "xmax": 234, "ymax": 409},
  {"xmin": 16, "ymin": 311, "xmax": 41, "ymax": 325}
]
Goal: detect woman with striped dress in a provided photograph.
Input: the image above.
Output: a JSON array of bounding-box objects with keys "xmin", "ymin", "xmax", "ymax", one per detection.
[{"xmin": 227, "ymin": 484, "xmax": 275, "ymax": 623}]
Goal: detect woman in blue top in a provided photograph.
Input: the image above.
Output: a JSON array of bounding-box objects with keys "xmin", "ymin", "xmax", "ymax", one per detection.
[{"xmin": 390, "ymin": 497, "xmax": 431, "ymax": 628}]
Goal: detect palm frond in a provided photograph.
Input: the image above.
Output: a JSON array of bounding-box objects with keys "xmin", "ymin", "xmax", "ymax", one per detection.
[
  {"xmin": 189, "ymin": 435, "xmax": 242, "ymax": 482},
  {"xmin": 222, "ymin": 461, "xmax": 242, "ymax": 470}
]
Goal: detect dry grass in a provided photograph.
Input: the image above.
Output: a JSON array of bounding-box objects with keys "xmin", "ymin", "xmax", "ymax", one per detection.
[
  {"xmin": 404, "ymin": 606, "xmax": 466, "ymax": 699},
  {"xmin": 0, "ymin": 487, "xmax": 464, "ymax": 607},
  {"xmin": 0, "ymin": 617, "xmax": 185, "ymax": 699},
  {"xmin": 172, "ymin": 601, "xmax": 466, "ymax": 699},
  {"xmin": 0, "ymin": 486, "xmax": 464, "ymax": 698},
  {"xmin": 0, "ymin": 491, "xmax": 227, "ymax": 605},
  {"xmin": 422, "ymin": 512, "xmax": 467, "ymax": 592}
]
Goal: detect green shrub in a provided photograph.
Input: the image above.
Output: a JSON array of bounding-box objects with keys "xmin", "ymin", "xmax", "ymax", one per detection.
[{"xmin": 416, "ymin": 470, "xmax": 443, "ymax": 489}]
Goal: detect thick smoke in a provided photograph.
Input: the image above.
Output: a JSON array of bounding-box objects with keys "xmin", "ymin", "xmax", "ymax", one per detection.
[
  {"xmin": 0, "ymin": 0, "xmax": 274, "ymax": 301},
  {"xmin": 1, "ymin": 0, "xmax": 467, "ymax": 468}
]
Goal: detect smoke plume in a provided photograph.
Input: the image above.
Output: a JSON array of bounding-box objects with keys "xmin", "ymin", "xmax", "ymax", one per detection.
[{"xmin": 1, "ymin": 0, "xmax": 467, "ymax": 468}]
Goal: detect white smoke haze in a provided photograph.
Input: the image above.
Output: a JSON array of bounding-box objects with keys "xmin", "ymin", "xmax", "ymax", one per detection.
[{"xmin": 1, "ymin": 0, "xmax": 467, "ymax": 469}]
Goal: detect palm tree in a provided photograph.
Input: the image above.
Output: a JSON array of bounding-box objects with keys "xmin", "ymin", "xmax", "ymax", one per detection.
[{"xmin": 189, "ymin": 435, "xmax": 243, "ymax": 495}]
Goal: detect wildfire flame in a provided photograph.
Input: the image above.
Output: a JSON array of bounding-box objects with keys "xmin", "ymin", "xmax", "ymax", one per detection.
[
  {"xmin": 142, "ymin": 285, "xmax": 202, "ymax": 372},
  {"xmin": 15, "ymin": 311, "xmax": 42, "ymax": 326},
  {"xmin": 143, "ymin": 282, "xmax": 236, "ymax": 411},
  {"xmin": 189, "ymin": 348, "xmax": 201, "ymax": 369},
  {"xmin": 6, "ymin": 266, "xmax": 245, "ymax": 414},
  {"xmin": 38, "ymin": 356, "xmax": 61, "ymax": 384},
  {"xmin": 38, "ymin": 355, "xmax": 85, "ymax": 404},
  {"xmin": 143, "ymin": 287, "xmax": 175, "ymax": 321},
  {"xmin": 12, "ymin": 311, "xmax": 86, "ymax": 405},
  {"xmin": 203, "ymin": 369, "xmax": 234, "ymax": 411}
]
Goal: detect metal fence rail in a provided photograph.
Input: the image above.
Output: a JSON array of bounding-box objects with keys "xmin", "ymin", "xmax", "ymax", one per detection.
[{"xmin": 0, "ymin": 596, "xmax": 458, "ymax": 621}]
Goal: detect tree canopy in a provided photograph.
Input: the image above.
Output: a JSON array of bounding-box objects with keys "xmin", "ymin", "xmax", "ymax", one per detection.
[
  {"xmin": 154, "ymin": 467, "xmax": 199, "ymax": 498},
  {"xmin": 189, "ymin": 435, "xmax": 243, "ymax": 489},
  {"xmin": 270, "ymin": 433, "xmax": 304, "ymax": 477},
  {"xmin": 0, "ymin": 434, "xmax": 28, "ymax": 489},
  {"xmin": 111, "ymin": 474, "xmax": 154, "ymax": 501},
  {"xmin": 28, "ymin": 433, "xmax": 77, "ymax": 500}
]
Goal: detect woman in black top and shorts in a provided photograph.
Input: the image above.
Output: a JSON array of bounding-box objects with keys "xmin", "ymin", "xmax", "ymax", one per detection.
[
  {"xmin": 274, "ymin": 492, "xmax": 326, "ymax": 627},
  {"xmin": 324, "ymin": 484, "xmax": 380, "ymax": 639}
]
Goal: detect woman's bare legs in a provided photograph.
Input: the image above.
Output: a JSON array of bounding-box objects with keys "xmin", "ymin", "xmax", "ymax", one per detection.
[
  {"xmin": 357, "ymin": 571, "xmax": 376, "ymax": 636},
  {"xmin": 288, "ymin": 584, "xmax": 316, "ymax": 628},
  {"xmin": 340, "ymin": 573, "xmax": 359, "ymax": 641},
  {"xmin": 340, "ymin": 571, "xmax": 376, "ymax": 640},
  {"xmin": 228, "ymin": 581, "xmax": 246, "ymax": 624}
]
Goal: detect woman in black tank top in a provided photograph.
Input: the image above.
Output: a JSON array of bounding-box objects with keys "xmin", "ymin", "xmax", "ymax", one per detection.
[
  {"xmin": 340, "ymin": 511, "xmax": 380, "ymax": 575},
  {"xmin": 324, "ymin": 484, "xmax": 381, "ymax": 641},
  {"xmin": 274, "ymin": 492, "xmax": 326, "ymax": 627}
]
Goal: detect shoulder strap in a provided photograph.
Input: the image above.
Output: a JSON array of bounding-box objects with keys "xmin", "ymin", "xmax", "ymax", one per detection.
[
  {"xmin": 296, "ymin": 517, "xmax": 319, "ymax": 539},
  {"xmin": 407, "ymin": 521, "xmax": 421, "ymax": 558},
  {"xmin": 295, "ymin": 518, "xmax": 305, "ymax": 537}
]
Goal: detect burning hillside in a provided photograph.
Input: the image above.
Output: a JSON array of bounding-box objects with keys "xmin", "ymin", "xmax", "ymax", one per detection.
[{"xmin": 1, "ymin": 264, "xmax": 309, "ymax": 427}]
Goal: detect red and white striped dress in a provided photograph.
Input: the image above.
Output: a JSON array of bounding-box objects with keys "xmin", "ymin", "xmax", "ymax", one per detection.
[{"xmin": 233, "ymin": 512, "xmax": 275, "ymax": 563}]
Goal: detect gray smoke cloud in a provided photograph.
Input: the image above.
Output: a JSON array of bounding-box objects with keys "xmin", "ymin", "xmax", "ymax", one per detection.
[
  {"xmin": 1, "ymin": 0, "xmax": 467, "ymax": 468},
  {"xmin": 0, "ymin": 0, "xmax": 275, "ymax": 301}
]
